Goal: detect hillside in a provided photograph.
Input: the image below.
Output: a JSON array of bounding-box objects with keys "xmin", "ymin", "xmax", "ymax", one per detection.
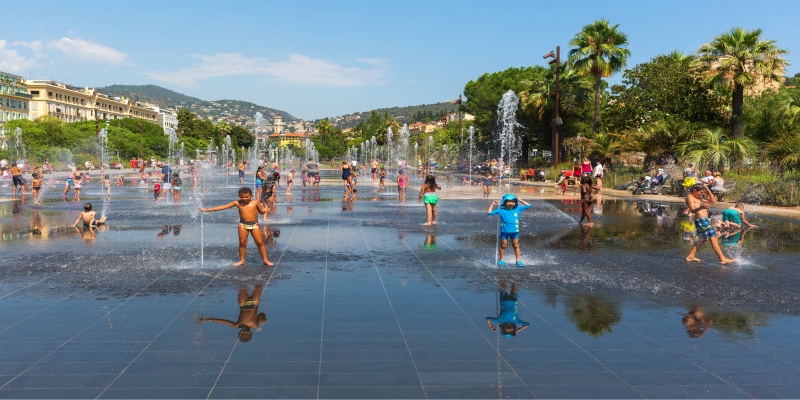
[
  {"xmin": 96, "ymin": 84, "xmax": 299, "ymax": 125},
  {"xmin": 96, "ymin": 84, "xmax": 458, "ymax": 129},
  {"xmin": 325, "ymin": 102, "xmax": 459, "ymax": 129}
]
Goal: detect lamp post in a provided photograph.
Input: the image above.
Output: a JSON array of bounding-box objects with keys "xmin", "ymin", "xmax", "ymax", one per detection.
[
  {"xmin": 544, "ymin": 46, "xmax": 561, "ymax": 166},
  {"xmin": 455, "ymin": 94, "xmax": 463, "ymax": 144}
]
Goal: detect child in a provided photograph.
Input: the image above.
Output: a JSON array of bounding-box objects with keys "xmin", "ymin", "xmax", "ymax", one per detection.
[
  {"xmin": 344, "ymin": 173, "xmax": 355, "ymax": 200},
  {"xmin": 487, "ymin": 194, "xmax": 532, "ymax": 267},
  {"xmin": 73, "ymin": 173, "xmax": 83, "ymax": 201},
  {"xmin": 579, "ymin": 176, "xmax": 595, "ymax": 226},
  {"xmin": 199, "ymin": 187, "xmax": 273, "ymax": 266},
  {"xmin": 63, "ymin": 174, "xmax": 74, "ymax": 199},
  {"xmin": 73, "ymin": 202, "xmax": 107, "ymax": 227},
  {"xmin": 419, "ymin": 175, "xmax": 442, "ymax": 226},
  {"xmin": 31, "ymin": 173, "xmax": 55, "ymax": 205},
  {"xmin": 482, "ymin": 171, "xmax": 492, "ymax": 199},
  {"xmin": 171, "ymin": 172, "xmax": 183, "ymax": 202},
  {"xmin": 685, "ymin": 184, "xmax": 735, "ymax": 265},
  {"xmin": 379, "ymin": 167, "xmax": 386, "ymax": 189},
  {"xmin": 153, "ymin": 180, "xmax": 161, "ymax": 201},
  {"xmin": 286, "ymin": 169, "xmax": 294, "ymax": 194},
  {"xmin": 103, "ymin": 175, "xmax": 111, "ymax": 201},
  {"xmin": 397, "ymin": 169, "xmax": 410, "ymax": 204},
  {"xmin": 722, "ymin": 203, "xmax": 757, "ymax": 230},
  {"xmin": 255, "ymin": 166, "xmax": 266, "ymax": 203}
]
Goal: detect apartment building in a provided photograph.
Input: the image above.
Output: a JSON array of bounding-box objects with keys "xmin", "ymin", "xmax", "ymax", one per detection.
[
  {"xmin": 26, "ymin": 80, "xmax": 158, "ymax": 124},
  {"xmin": 0, "ymin": 71, "xmax": 31, "ymax": 125}
]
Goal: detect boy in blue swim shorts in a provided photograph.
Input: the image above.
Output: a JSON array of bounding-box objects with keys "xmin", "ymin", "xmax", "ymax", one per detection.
[
  {"xmin": 685, "ymin": 184, "xmax": 735, "ymax": 265},
  {"xmin": 488, "ymin": 194, "xmax": 532, "ymax": 267}
]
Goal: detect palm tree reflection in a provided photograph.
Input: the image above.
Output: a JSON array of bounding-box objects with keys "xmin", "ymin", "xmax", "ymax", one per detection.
[{"xmin": 565, "ymin": 294, "xmax": 621, "ymax": 337}]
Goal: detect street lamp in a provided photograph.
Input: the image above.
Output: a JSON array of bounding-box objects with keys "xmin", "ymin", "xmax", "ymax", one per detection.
[{"xmin": 544, "ymin": 46, "xmax": 562, "ymax": 166}]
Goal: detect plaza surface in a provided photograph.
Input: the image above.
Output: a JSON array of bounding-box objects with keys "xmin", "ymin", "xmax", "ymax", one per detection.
[{"xmin": 2, "ymin": 168, "xmax": 800, "ymax": 399}]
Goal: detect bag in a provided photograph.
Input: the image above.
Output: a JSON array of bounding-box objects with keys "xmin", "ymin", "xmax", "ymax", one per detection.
[{"xmin": 682, "ymin": 177, "xmax": 696, "ymax": 188}]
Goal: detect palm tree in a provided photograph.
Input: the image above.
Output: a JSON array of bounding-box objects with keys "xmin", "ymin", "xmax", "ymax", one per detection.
[
  {"xmin": 316, "ymin": 119, "xmax": 332, "ymax": 146},
  {"xmin": 696, "ymin": 27, "xmax": 789, "ymax": 138},
  {"xmin": 568, "ymin": 19, "xmax": 631, "ymax": 133},
  {"xmin": 676, "ymin": 127, "xmax": 757, "ymax": 172},
  {"xmin": 764, "ymin": 133, "xmax": 800, "ymax": 171}
]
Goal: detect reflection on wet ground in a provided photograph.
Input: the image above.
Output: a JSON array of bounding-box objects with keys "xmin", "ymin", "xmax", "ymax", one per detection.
[{"xmin": 2, "ymin": 170, "xmax": 800, "ymax": 398}]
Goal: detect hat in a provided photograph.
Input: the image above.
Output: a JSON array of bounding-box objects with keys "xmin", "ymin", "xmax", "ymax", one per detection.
[
  {"xmin": 501, "ymin": 193, "xmax": 518, "ymax": 207},
  {"xmin": 658, "ymin": 168, "xmax": 664, "ymax": 173}
]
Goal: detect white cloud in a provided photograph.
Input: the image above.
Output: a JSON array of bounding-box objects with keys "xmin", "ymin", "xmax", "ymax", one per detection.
[
  {"xmin": 0, "ymin": 40, "xmax": 39, "ymax": 73},
  {"xmin": 143, "ymin": 53, "xmax": 389, "ymax": 89},
  {"xmin": 48, "ymin": 37, "xmax": 128, "ymax": 64},
  {"xmin": 11, "ymin": 40, "xmax": 44, "ymax": 56}
]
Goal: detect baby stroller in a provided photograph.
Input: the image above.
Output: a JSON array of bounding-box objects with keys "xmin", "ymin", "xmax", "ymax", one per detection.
[{"xmin": 632, "ymin": 173, "xmax": 670, "ymax": 195}]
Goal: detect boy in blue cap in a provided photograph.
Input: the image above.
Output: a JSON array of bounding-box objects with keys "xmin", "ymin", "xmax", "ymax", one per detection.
[{"xmin": 487, "ymin": 194, "xmax": 531, "ymax": 267}]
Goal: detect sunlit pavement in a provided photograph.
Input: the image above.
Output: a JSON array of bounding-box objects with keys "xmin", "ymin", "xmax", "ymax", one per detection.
[{"xmin": 1, "ymin": 169, "xmax": 800, "ymax": 399}]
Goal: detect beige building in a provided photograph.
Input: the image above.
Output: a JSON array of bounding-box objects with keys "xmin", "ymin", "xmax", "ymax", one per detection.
[
  {"xmin": 26, "ymin": 80, "xmax": 158, "ymax": 124},
  {"xmin": 0, "ymin": 71, "xmax": 31, "ymax": 125}
]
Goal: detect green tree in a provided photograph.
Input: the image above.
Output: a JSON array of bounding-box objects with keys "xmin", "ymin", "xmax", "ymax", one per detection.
[
  {"xmin": 676, "ymin": 127, "xmax": 757, "ymax": 172},
  {"xmin": 696, "ymin": 27, "xmax": 789, "ymax": 138},
  {"xmin": 316, "ymin": 119, "xmax": 332, "ymax": 146},
  {"xmin": 568, "ymin": 19, "xmax": 631, "ymax": 132},
  {"xmin": 604, "ymin": 53, "xmax": 726, "ymax": 132},
  {"xmin": 568, "ymin": 18, "xmax": 631, "ymax": 132}
]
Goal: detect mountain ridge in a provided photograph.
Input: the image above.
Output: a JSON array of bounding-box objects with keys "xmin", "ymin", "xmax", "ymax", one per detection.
[{"xmin": 96, "ymin": 84, "xmax": 458, "ymax": 128}]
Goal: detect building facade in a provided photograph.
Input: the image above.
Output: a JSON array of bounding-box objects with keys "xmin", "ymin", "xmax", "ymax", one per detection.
[
  {"xmin": 26, "ymin": 80, "xmax": 158, "ymax": 124},
  {"xmin": 0, "ymin": 71, "xmax": 31, "ymax": 125}
]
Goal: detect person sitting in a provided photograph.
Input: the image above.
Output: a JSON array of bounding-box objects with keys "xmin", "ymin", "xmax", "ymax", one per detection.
[
  {"xmin": 710, "ymin": 172, "xmax": 726, "ymax": 201},
  {"xmin": 699, "ymin": 170, "xmax": 715, "ymax": 186},
  {"xmin": 651, "ymin": 168, "xmax": 666, "ymax": 186}
]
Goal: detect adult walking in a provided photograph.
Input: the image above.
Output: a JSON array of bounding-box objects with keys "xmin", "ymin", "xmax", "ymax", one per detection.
[{"xmin": 305, "ymin": 158, "xmax": 319, "ymax": 188}]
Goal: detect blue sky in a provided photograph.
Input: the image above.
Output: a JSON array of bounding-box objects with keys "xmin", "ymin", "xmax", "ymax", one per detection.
[{"xmin": 2, "ymin": 0, "xmax": 799, "ymax": 121}]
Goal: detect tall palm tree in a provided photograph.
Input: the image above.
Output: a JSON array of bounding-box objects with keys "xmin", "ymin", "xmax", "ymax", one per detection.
[
  {"xmin": 568, "ymin": 19, "xmax": 631, "ymax": 133},
  {"xmin": 316, "ymin": 119, "xmax": 332, "ymax": 146},
  {"xmin": 696, "ymin": 27, "xmax": 789, "ymax": 138}
]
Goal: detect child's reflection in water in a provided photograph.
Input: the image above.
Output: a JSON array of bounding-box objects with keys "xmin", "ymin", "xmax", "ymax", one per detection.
[
  {"xmin": 486, "ymin": 280, "xmax": 529, "ymax": 337},
  {"xmin": 198, "ymin": 284, "xmax": 267, "ymax": 342},
  {"xmin": 683, "ymin": 305, "xmax": 713, "ymax": 338}
]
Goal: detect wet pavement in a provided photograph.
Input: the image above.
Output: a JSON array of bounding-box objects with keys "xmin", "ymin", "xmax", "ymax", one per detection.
[{"xmin": 2, "ymin": 168, "xmax": 800, "ymax": 399}]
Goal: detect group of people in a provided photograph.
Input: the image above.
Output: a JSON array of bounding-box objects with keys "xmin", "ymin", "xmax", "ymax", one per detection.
[{"xmin": 556, "ymin": 157, "xmax": 604, "ymax": 195}]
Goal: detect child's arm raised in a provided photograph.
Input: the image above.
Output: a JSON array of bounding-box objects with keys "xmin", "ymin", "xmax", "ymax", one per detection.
[
  {"xmin": 488, "ymin": 200, "xmax": 498, "ymax": 213},
  {"xmin": 199, "ymin": 201, "xmax": 238, "ymax": 213}
]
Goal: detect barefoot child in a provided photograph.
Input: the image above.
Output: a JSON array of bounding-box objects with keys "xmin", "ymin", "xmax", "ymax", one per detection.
[
  {"xmin": 31, "ymin": 173, "xmax": 55, "ymax": 205},
  {"xmin": 419, "ymin": 174, "xmax": 442, "ymax": 225},
  {"xmin": 73, "ymin": 202, "xmax": 107, "ymax": 227},
  {"xmin": 199, "ymin": 187, "xmax": 274, "ymax": 266},
  {"xmin": 397, "ymin": 169, "xmax": 410, "ymax": 203},
  {"xmin": 685, "ymin": 184, "xmax": 735, "ymax": 265},
  {"xmin": 487, "ymin": 194, "xmax": 531, "ymax": 267}
]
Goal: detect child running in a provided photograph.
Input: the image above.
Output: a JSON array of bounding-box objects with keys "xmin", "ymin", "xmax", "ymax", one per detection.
[
  {"xmin": 379, "ymin": 167, "xmax": 386, "ymax": 189},
  {"xmin": 419, "ymin": 174, "xmax": 442, "ymax": 226},
  {"xmin": 63, "ymin": 174, "xmax": 74, "ymax": 199},
  {"xmin": 487, "ymin": 194, "xmax": 532, "ymax": 267},
  {"xmin": 685, "ymin": 184, "xmax": 735, "ymax": 265},
  {"xmin": 200, "ymin": 187, "xmax": 274, "ymax": 267}
]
